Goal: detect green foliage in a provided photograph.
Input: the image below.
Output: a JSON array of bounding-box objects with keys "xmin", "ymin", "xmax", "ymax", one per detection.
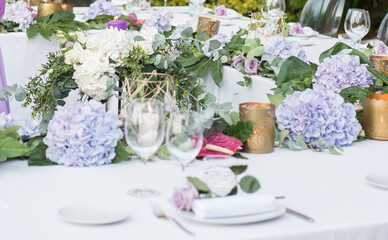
[
  {"xmin": 230, "ymin": 165, "xmax": 248, "ymax": 175},
  {"xmin": 28, "ymin": 140, "xmax": 56, "ymax": 166},
  {"xmin": 188, "ymin": 176, "xmax": 211, "ymax": 193},
  {"xmin": 27, "ymin": 11, "xmax": 89, "ymax": 40},
  {"xmin": 239, "ymin": 175, "xmax": 260, "ymax": 193},
  {"xmin": 0, "ymin": 21, "xmax": 21, "ymax": 33},
  {"xmin": 319, "ymin": 42, "xmax": 371, "ymax": 65},
  {"xmin": 111, "ymin": 141, "xmax": 133, "ymax": 163},
  {"xmin": 0, "ymin": 126, "xmax": 31, "ymax": 162},
  {"xmin": 223, "ymin": 121, "xmax": 255, "ymax": 143}
]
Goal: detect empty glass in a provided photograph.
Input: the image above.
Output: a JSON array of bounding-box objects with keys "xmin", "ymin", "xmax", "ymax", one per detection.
[
  {"xmin": 344, "ymin": 9, "xmax": 370, "ymax": 47},
  {"xmin": 378, "ymin": 13, "xmax": 388, "ymax": 45},
  {"xmin": 125, "ymin": 98, "xmax": 165, "ymax": 197},
  {"xmin": 166, "ymin": 111, "xmax": 203, "ymax": 170},
  {"xmin": 261, "ymin": 0, "xmax": 286, "ymax": 35}
]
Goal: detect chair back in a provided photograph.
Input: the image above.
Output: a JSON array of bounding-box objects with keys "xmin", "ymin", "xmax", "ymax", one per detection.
[{"xmin": 300, "ymin": 0, "xmax": 345, "ymax": 37}]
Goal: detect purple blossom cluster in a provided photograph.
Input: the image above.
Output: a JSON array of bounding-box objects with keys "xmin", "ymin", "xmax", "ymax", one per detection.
[
  {"xmin": 262, "ymin": 35, "xmax": 307, "ymax": 62},
  {"xmin": 172, "ymin": 182, "xmax": 199, "ymax": 211},
  {"xmin": 0, "ymin": 113, "xmax": 42, "ymax": 139},
  {"xmin": 83, "ymin": 0, "xmax": 121, "ymax": 21},
  {"xmin": 143, "ymin": 9, "xmax": 173, "ymax": 32},
  {"xmin": 3, "ymin": 0, "xmax": 35, "ymax": 31},
  {"xmin": 231, "ymin": 55, "xmax": 261, "ymax": 75},
  {"xmin": 44, "ymin": 100, "xmax": 123, "ymax": 167},
  {"xmin": 314, "ymin": 51, "xmax": 374, "ymax": 93},
  {"xmin": 169, "ymin": 21, "xmax": 191, "ymax": 46},
  {"xmin": 202, "ymin": 33, "xmax": 228, "ymax": 58},
  {"xmin": 276, "ymin": 87, "xmax": 361, "ymax": 148}
]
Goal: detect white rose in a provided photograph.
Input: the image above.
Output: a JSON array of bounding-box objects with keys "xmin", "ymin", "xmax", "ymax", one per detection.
[
  {"xmin": 136, "ymin": 41, "xmax": 154, "ymax": 55},
  {"xmin": 86, "ymin": 34, "xmax": 102, "ymax": 51},
  {"xmin": 76, "ymin": 31, "xmax": 88, "ymax": 44},
  {"xmin": 203, "ymin": 166, "xmax": 237, "ymax": 197},
  {"xmin": 64, "ymin": 42, "xmax": 85, "ymax": 64}
]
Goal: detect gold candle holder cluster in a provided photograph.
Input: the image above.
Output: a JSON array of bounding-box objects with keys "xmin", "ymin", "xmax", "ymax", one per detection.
[
  {"xmin": 363, "ymin": 94, "xmax": 388, "ymax": 140},
  {"xmin": 239, "ymin": 102, "xmax": 275, "ymax": 154},
  {"xmin": 38, "ymin": 0, "xmax": 72, "ymax": 17},
  {"xmin": 370, "ymin": 55, "xmax": 388, "ymax": 75},
  {"xmin": 197, "ymin": 17, "xmax": 220, "ymax": 37}
]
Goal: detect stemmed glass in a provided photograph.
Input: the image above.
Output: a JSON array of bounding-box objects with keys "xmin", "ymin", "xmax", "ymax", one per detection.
[
  {"xmin": 124, "ymin": 98, "xmax": 165, "ymax": 197},
  {"xmin": 261, "ymin": 0, "xmax": 286, "ymax": 35},
  {"xmin": 166, "ymin": 111, "xmax": 203, "ymax": 171},
  {"xmin": 344, "ymin": 9, "xmax": 370, "ymax": 47},
  {"xmin": 378, "ymin": 13, "xmax": 388, "ymax": 45}
]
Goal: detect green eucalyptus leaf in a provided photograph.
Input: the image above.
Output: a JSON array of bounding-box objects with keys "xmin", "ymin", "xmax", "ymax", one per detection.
[
  {"xmin": 279, "ymin": 129, "xmax": 289, "ymax": 144},
  {"xmin": 239, "ymin": 175, "xmax": 260, "ymax": 193},
  {"xmin": 210, "ymin": 59, "xmax": 223, "ymax": 86},
  {"xmin": 187, "ymin": 177, "xmax": 211, "ymax": 193},
  {"xmin": 227, "ymin": 186, "xmax": 238, "ymax": 196},
  {"xmin": 230, "ymin": 165, "xmax": 248, "ymax": 175},
  {"xmin": 180, "ymin": 27, "xmax": 193, "ymax": 38},
  {"xmin": 267, "ymin": 92, "xmax": 285, "ymax": 107}
]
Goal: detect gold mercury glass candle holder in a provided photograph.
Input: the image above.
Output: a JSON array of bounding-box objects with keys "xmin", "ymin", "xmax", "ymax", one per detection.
[
  {"xmin": 362, "ymin": 94, "xmax": 388, "ymax": 140},
  {"xmin": 197, "ymin": 16, "xmax": 220, "ymax": 37},
  {"xmin": 239, "ymin": 102, "xmax": 275, "ymax": 153},
  {"xmin": 38, "ymin": 2, "xmax": 62, "ymax": 17},
  {"xmin": 61, "ymin": 3, "xmax": 73, "ymax": 13},
  {"xmin": 370, "ymin": 55, "xmax": 388, "ymax": 75}
]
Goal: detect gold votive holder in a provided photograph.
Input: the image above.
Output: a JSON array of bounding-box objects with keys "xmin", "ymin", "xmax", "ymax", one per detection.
[
  {"xmin": 362, "ymin": 94, "xmax": 388, "ymax": 140},
  {"xmin": 61, "ymin": 3, "xmax": 73, "ymax": 13},
  {"xmin": 197, "ymin": 16, "xmax": 220, "ymax": 37},
  {"xmin": 370, "ymin": 55, "xmax": 388, "ymax": 75},
  {"xmin": 239, "ymin": 102, "xmax": 275, "ymax": 153},
  {"xmin": 38, "ymin": 2, "xmax": 62, "ymax": 17}
]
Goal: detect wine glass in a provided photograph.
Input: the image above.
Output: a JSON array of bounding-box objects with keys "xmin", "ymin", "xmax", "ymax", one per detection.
[
  {"xmin": 261, "ymin": 0, "xmax": 286, "ymax": 35},
  {"xmin": 166, "ymin": 111, "xmax": 203, "ymax": 171},
  {"xmin": 377, "ymin": 13, "xmax": 388, "ymax": 45},
  {"xmin": 344, "ymin": 9, "xmax": 370, "ymax": 47},
  {"xmin": 124, "ymin": 98, "xmax": 165, "ymax": 197}
]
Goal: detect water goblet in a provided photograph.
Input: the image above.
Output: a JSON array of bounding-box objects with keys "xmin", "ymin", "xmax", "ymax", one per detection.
[
  {"xmin": 261, "ymin": 0, "xmax": 286, "ymax": 35},
  {"xmin": 344, "ymin": 8, "xmax": 370, "ymax": 47}
]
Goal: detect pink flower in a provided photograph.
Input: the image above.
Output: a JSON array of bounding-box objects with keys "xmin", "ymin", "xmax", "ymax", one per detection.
[
  {"xmin": 373, "ymin": 40, "xmax": 388, "ymax": 55},
  {"xmin": 290, "ymin": 23, "xmax": 304, "ymax": 35},
  {"xmin": 27, "ymin": 6, "xmax": 33, "ymax": 12},
  {"xmin": 354, "ymin": 100, "xmax": 363, "ymax": 110},
  {"xmin": 244, "ymin": 58, "xmax": 261, "ymax": 75},
  {"xmin": 197, "ymin": 131, "xmax": 243, "ymax": 157},
  {"xmin": 376, "ymin": 90, "xmax": 382, "ymax": 94},
  {"xmin": 136, "ymin": 19, "xmax": 145, "ymax": 24},
  {"xmin": 215, "ymin": 5, "xmax": 228, "ymax": 16},
  {"xmin": 172, "ymin": 182, "xmax": 199, "ymax": 211},
  {"xmin": 32, "ymin": 13, "xmax": 37, "ymax": 18},
  {"xmin": 231, "ymin": 55, "xmax": 246, "ymax": 68}
]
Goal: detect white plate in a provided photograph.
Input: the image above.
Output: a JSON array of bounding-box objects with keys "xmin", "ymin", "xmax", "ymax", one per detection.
[
  {"xmin": 58, "ymin": 203, "xmax": 129, "ymax": 225},
  {"xmin": 366, "ymin": 173, "xmax": 388, "ymax": 189},
  {"xmin": 176, "ymin": 204, "xmax": 286, "ymax": 225},
  {"xmin": 289, "ymin": 31, "xmax": 319, "ymax": 39}
]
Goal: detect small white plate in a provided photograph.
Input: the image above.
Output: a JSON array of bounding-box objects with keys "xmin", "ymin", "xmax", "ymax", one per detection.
[
  {"xmin": 366, "ymin": 173, "xmax": 388, "ymax": 190},
  {"xmin": 176, "ymin": 204, "xmax": 285, "ymax": 225},
  {"xmin": 58, "ymin": 203, "xmax": 129, "ymax": 225}
]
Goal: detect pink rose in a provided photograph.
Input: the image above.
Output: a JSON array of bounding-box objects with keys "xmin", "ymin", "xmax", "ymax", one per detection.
[
  {"xmin": 27, "ymin": 6, "xmax": 33, "ymax": 12},
  {"xmin": 172, "ymin": 182, "xmax": 199, "ymax": 211},
  {"xmin": 373, "ymin": 40, "xmax": 388, "ymax": 55},
  {"xmin": 215, "ymin": 5, "xmax": 228, "ymax": 16},
  {"xmin": 244, "ymin": 58, "xmax": 261, "ymax": 75},
  {"xmin": 231, "ymin": 55, "xmax": 246, "ymax": 68},
  {"xmin": 290, "ymin": 23, "xmax": 304, "ymax": 35}
]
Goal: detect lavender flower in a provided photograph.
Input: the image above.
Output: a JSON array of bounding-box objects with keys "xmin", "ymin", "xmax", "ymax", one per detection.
[
  {"xmin": 65, "ymin": 42, "xmax": 74, "ymax": 48},
  {"xmin": 0, "ymin": 113, "xmax": 42, "ymax": 139},
  {"xmin": 169, "ymin": 21, "xmax": 191, "ymax": 46},
  {"xmin": 314, "ymin": 51, "xmax": 374, "ymax": 93},
  {"xmin": 276, "ymin": 87, "xmax": 361, "ymax": 148},
  {"xmin": 215, "ymin": 5, "xmax": 227, "ymax": 16},
  {"xmin": 244, "ymin": 58, "xmax": 260, "ymax": 75},
  {"xmin": 262, "ymin": 35, "xmax": 307, "ymax": 62},
  {"xmin": 172, "ymin": 182, "xmax": 199, "ymax": 211},
  {"xmin": 44, "ymin": 100, "xmax": 123, "ymax": 167},
  {"xmin": 372, "ymin": 40, "xmax": 388, "ymax": 55},
  {"xmin": 289, "ymin": 23, "xmax": 303, "ymax": 35},
  {"xmin": 83, "ymin": 0, "xmax": 121, "ymax": 21},
  {"xmin": 143, "ymin": 9, "xmax": 173, "ymax": 32},
  {"xmin": 202, "ymin": 33, "xmax": 228, "ymax": 59},
  {"xmin": 231, "ymin": 55, "xmax": 246, "ymax": 68},
  {"xmin": 3, "ymin": 0, "xmax": 35, "ymax": 31}
]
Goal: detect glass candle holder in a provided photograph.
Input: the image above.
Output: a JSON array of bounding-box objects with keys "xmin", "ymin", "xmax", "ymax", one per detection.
[{"xmin": 362, "ymin": 94, "xmax": 388, "ymax": 140}]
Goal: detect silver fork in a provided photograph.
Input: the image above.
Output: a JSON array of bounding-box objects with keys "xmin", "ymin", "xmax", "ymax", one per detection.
[{"xmin": 150, "ymin": 202, "xmax": 195, "ymax": 237}]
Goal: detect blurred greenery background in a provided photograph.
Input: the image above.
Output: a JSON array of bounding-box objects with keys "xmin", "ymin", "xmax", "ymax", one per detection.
[{"xmin": 67, "ymin": 0, "xmax": 387, "ymax": 37}]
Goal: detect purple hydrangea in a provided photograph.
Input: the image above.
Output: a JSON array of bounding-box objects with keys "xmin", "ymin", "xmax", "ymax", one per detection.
[
  {"xmin": 83, "ymin": 0, "xmax": 121, "ymax": 21},
  {"xmin": 44, "ymin": 100, "xmax": 123, "ymax": 167},
  {"xmin": 202, "ymin": 33, "xmax": 228, "ymax": 58},
  {"xmin": 314, "ymin": 51, "xmax": 375, "ymax": 93},
  {"xmin": 3, "ymin": 0, "xmax": 35, "ymax": 31},
  {"xmin": 143, "ymin": 9, "xmax": 173, "ymax": 32},
  {"xmin": 231, "ymin": 55, "xmax": 246, "ymax": 68},
  {"xmin": 289, "ymin": 23, "xmax": 303, "ymax": 35},
  {"xmin": 244, "ymin": 58, "xmax": 261, "ymax": 75},
  {"xmin": 169, "ymin": 21, "xmax": 192, "ymax": 46},
  {"xmin": 276, "ymin": 87, "xmax": 361, "ymax": 148},
  {"xmin": 0, "ymin": 113, "xmax": 42, "ymax": 139},
  {"xmin": 262, "ymin": 35, "xmax": 307, "ymax": 62},
  {"xmin": 373, "ymin": 40, "xmax": 388, "ymax": 55}
]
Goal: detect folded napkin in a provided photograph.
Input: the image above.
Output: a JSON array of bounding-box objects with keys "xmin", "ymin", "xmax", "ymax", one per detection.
[{"xmin": 192, "ymin": 192, "xmax": 276, "ymax": 219}]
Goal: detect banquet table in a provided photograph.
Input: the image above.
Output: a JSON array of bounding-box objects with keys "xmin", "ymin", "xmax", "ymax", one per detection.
[
  {"xmin": 0, "ymin": 6, "xmax": 338, "ymax": 116},
  {"xmin": 1, "ymin": 140, "xmax": 388, "ymax": 240}
]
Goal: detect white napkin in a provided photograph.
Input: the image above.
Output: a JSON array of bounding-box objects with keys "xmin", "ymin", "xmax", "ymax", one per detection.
[{"xmin": 192, "ymin": 192, "xmax": 276, "ymax": 219}]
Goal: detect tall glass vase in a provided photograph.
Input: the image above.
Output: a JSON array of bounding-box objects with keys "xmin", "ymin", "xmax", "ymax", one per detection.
[{"xmin": 300, "ymin": 0, "xmax": 345, "ymax": 37}]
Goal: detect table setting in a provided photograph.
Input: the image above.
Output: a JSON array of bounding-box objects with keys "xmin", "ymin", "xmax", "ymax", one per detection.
[{"xmin": 0, "ymin": 0, "xmax": 388, "ymax": 239}]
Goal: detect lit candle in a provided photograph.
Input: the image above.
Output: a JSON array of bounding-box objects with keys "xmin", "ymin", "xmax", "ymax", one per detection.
[
  {"xmin": 107, "ymin": 16, "xmax": 127, "ymax": 31},
  {"xmin": 132, "ymin": 101, "xmax": 160, "ymax": 144}
]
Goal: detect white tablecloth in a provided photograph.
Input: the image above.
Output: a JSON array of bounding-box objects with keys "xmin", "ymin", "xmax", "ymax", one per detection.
[
  {"xmin": 1, "ymin": 140, "xmax": 388, "ymax": 240},
  {"xmin": 0, "ymin": 7, "xmax": 339, "ymax": 115}
]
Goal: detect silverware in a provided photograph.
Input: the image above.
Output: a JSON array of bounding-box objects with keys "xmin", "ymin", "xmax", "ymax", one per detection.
[
  {"xmin": 286, "ymin": 208, "xmax": 314, "ymax": 223},
  {"xmin": 150, "ymin": 202, "xmax": 195, "ymax": 236}
]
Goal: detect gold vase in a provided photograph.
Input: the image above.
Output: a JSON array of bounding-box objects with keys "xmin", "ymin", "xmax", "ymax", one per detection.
[
  {"xmin": 370, "ymin": 55, "xmax": 388, "ymax": 75},
  {"xmin": 38, "ymin": 2, "xmax": 62, "ymax": 17},
  {"xmin": 61, "ymin": 3, "xmax": 73, "ymax": 13},
  {"xmin": 239, "ymin": 102, "xmax": 275, "ymax": 154},
  {"xmin": 362, "ymin": 94, "xmax": 388, "ymax": 140},
  {"xmin": 197, "ymin": 17, "xmax": 220, "ymax": 37}
]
